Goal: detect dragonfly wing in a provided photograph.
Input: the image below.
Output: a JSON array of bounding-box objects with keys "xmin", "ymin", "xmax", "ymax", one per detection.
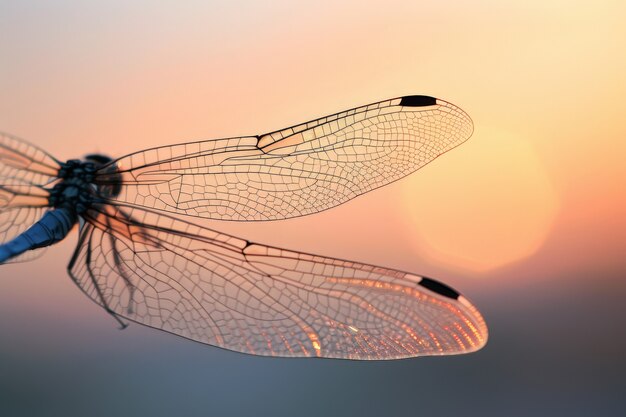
[
  {"xmin": 0, "ymin": 200, "xmax": 50, "ymax": 263},
  {"xmin": 68, "ymin": 205, "xmax": 487, "ymax": 359},
  {"xmin": 0, "ymin": 179, "xmax": 51, "ymax": 247},
  {"xmin": 101, "ymin": 96, "xmax": 473, "ymax": 220},
  {"xmin": 0, "ymin": 132, "xmax": 57, "ymax": 250},
  {"xmin": 1, "ymin": 131, "xmax": 60, "ymax": 186}
]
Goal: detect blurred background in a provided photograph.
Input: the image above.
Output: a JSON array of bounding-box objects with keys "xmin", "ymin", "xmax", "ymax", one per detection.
[{"xmin": 1, "ymin": 1, "xmax": 625, "ymax": 416}]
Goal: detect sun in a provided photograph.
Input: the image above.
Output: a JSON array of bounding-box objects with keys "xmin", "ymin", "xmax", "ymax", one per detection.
[{"xmin": 400, "ymin": 126, "xmax": 559, "ymax": 273}]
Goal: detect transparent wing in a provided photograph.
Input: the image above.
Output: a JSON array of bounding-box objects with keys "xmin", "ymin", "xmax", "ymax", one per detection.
[
  {"xmin": 0, "ymin": 132, "xmax": 56, "ymax": 248},
  {"xmin": 0, "ymin": 182, "xmax": 50, "ymax": 260},
  {"xmin": 68, "ymin": 204, "xmax": 487, "ymax": 360},
  {"xmin": 0, "ymin": 182, "xmax": 49, "ymax": 241},
  {"xmin": 1, "ymin": 131, "xmax": 60, "ymax": 186},
  {"xmin": 99, "ymin": 96, "xmax": 473, "ymax": 221}
]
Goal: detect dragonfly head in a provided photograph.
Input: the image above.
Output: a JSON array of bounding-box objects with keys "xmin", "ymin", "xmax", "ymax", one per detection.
[{"xmin": 84, "ymin": 153, "xmax": 123, "ymax": 199}]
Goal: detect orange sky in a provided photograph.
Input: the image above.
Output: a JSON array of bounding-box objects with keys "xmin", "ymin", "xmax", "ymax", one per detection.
[
  {"xmin": 1, "ymin": 0, "xmax": 625, "ymax": 309},
  {"xmin": 1, "ymin": 5, "xmax": 626, "ymax": 417}
]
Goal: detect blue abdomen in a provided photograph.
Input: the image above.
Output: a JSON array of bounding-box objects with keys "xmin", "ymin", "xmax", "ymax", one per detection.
[{"xmin": 0, "ymin": 208, "xmax": 77, "ymax": 263}]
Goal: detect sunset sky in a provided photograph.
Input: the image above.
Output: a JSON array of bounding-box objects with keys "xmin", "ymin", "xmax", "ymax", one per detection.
[{"xmin": 1, "ymin": 1, "xmax": 625, "ymax": 416}]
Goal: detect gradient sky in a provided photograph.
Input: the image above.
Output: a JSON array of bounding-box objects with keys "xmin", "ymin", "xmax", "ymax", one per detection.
[{"xmin": 1, "ymin": 1, "xmax": 625, "ymax": 416}]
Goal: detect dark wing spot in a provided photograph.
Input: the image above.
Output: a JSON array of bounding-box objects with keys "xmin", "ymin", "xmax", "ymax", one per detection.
[
  {"xmin": 419, "ymin": 277, "xmax": 460, "ymax": 299},
  {"xmin": 399, "ymin": 95, "xmax": 437, "ymax": 107}
]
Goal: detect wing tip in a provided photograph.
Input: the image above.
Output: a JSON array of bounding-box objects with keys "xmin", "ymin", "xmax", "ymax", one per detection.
[
  {"xmin": 399, "ymin": 95, "xmax": 438, "ymax": 107},
  {"xmin": 418, "ymin": 276, "xmax": 460, "ymax": 299},
  {"xmin": 458, "ymin": 295, "xmax": 490, "ymax": 350}
]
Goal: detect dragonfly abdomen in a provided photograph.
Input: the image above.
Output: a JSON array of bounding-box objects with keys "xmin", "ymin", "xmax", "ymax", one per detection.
[
  {"xmin": 0, "ymin": 208, "xmax": 77, "ymax": 263},
  {"xmin": 1, "ymin": 154, "xmax": 117, "ymax": 264}
]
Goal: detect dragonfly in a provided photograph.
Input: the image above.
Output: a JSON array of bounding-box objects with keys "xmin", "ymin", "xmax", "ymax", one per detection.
[{"xmin": 0, "ymin": 95, "xmax": 487, "ymax": 360}]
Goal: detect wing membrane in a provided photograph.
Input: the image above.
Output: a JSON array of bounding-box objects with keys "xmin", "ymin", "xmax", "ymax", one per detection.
[
  {"xmin": 0, "ymin": 132, "xmax": 57, "ymax": 249},
  {"xmin": 100, "ymin": 96, "xmax": 473, "ymax": 220},
  {"xmin": 0, "ymin": 200, "xmax": 49, "ymax": 262},
  {"xmin": 1, "ymin": 131, "xmax": 60, "ymax": 186},
  {"xmin": 69, "ymin": 205, "xmax": 487, "ymax": 359}
]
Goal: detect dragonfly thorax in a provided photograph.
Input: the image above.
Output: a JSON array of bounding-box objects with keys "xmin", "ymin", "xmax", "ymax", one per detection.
[
  {"xmin": 48, "ymin": 159, "xmax": 98, "ymax": 214},
  {"xmin": 48, "ymin": 155, "xmax": 118, "ymax": 214}
]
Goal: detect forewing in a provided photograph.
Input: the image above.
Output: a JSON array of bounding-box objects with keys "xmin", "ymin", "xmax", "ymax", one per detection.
[
  {"xmin": 1, "ymin": 132, "xmax": 56, "ymax": 250},
  {"xmin": 1, "ymin": 131, "xmax": 60, "ymax": 186},
  {"xmin": 100, "ymin": 96, "xmax": 473, "ymax": 220},
  {"xmin": 69, "ymin": 205, "xmax": 487, "ymax": 359}
]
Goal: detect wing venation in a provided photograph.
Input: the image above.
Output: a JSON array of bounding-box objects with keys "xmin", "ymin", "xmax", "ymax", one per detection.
[
  {"xmin": 68, "ymin": 205, "xmax": 487, "ymax": 360},
  {"xmin": 0, "ymin": 132, "xmax": 57, "ymax": 246},
  {"xmin": 100, "ymin": 96, "xmax": 473, "ymax": 221}
]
